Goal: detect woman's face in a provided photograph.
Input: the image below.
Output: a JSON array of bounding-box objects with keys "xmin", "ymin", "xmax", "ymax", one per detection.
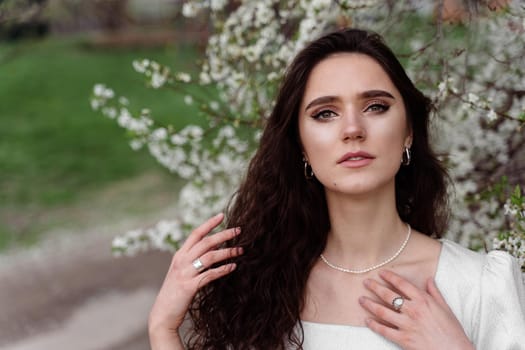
[{"xmin": 298, "ymin": 53, "xmax": 412, "ymax": 197}]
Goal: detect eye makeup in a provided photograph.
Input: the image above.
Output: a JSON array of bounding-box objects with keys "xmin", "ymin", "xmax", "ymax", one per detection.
[
  {"xmin": 363, "ymin": 99, "xmax": 390, "ymax": 113},
  {"xmin": 311, "ymin": 109, "xmax": 338, "ymax": 120}
]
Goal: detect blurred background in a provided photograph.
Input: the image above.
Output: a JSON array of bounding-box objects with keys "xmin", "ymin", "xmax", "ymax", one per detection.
[
  {"xmin": 0, "ymin": 0, "xmax": 208, "ymax": 349},
  {"xmin": 0, "ymin": 0, "xmax": 519, "ymax": 349}
]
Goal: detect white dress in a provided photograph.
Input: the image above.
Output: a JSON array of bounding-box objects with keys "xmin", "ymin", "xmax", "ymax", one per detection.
[{"xmin": 300, "ymin": 239, "xmax": 525, "ymax": 349}]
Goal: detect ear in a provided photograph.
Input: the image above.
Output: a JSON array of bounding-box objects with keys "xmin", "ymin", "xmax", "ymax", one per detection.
[
  {"xmin": 403, "ymin": 115, "xmax": 413, "ymax": 147},
  {"xmin": 302, "ymin": 152, "xmax": 309, "ymax": 162},
  {"xmin": 404, "ymin": 130, "xmax": 413, "ymax": 148}
]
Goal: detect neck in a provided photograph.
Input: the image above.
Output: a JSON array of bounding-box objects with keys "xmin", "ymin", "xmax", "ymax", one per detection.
[{"xmin": 323, "ymin": 185, "xmax": 408, "ymax": 270}]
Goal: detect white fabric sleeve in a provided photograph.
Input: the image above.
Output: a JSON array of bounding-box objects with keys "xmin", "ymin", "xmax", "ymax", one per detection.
[{"xmin": 475, "ymin": 250, "xmax": 525, "ymax": 350}]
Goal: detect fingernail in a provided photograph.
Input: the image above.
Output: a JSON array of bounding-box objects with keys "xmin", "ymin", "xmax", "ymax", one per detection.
[
  {"xmin": 235, "ymin": 227, "xmax": 241, "ymax": 234},
  {"xmin": 363, "ymin": 279, "xmax": 371, "ymax": 287},
  {"xmin": 239, "ymin": 247, "xmax": 244, "ymax": 254},
  {"xmin": 358, "ymin": 296, "xmax": 365, "ymax": 304}
]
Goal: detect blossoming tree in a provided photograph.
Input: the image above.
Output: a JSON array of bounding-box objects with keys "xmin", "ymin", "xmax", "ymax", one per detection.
[{"xmin": 91, "ymin": 0, "xmax": 525, "ymax": 271}]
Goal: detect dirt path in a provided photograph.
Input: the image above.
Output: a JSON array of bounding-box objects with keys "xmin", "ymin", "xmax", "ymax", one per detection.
[{"xmin": 0, "ymin": 172, "xmax": 180, "ymax": 350}]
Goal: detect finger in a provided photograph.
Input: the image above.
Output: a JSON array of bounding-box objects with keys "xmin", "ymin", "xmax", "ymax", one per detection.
[
  {"xmin": 193, "ymin": 246, "xmax": 244, "ymax": 273},
  {"xmin": 379, "ymin": 270, "xmax": 422, "ymax": 300},
  {"xmin": 426, "ymin": 278, "xmax": 448, "ymax": 308},
  {"xmin": 189, "ymin": 226, "xmax": 241, "ymax": 258},
  {"xmin": 195, "ymin": 263, "xmax": 237, "ymax": 288},
  {"xmin": 182, "ymin": 213, "xmax": 224, "ymax": 250},
  {"xmin": 364, "ymin": 279, "xmax": 404, "ymax": 310},
  {"xmin": 359, "ymin": 296, "xmax": 406, "ymax": 328},
  {"xmin": 365, "ymin": 318, "xmax": 403, "ymax": 344}
]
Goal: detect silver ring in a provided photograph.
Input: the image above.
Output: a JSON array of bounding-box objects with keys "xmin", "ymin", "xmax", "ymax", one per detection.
[
  {"xmin": 392, "ymin": 296, "xmax": 404, "ymax": 311},
  {"xmin": 192, "ymin": 258, "xmax": 205, "ymax": 272}
]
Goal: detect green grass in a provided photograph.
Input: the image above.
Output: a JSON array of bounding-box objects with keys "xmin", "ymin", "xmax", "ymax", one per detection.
[{"xmin": 0, "ymin": 35, "xmax": 206, "ymax": 249}]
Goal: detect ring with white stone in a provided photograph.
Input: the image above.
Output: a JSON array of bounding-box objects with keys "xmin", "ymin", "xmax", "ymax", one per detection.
[
  {"xmin": 392, "ymin": 296, "xmax": 404, "ymax": 311},
  {"xmin": 192, "ymin": 258, "xmax": 205, "ymax": 272}
]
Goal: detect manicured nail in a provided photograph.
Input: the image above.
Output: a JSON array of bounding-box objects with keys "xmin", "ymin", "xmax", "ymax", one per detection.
[
  {"xmin": 235, "ymin": 227, "xmax": 241, "ymax": 234},
  {"xmin": 358, "ymin": 296, "xmax": 365, "ymax": 304}
]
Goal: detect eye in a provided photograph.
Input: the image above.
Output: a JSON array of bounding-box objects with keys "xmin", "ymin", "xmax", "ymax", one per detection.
[
  {"xmin": 364, "ymin": 100, "xmax": 390, "ymax": 113},
  {"xmin": 312, "ymin": 109, "xmax": 338, "ymax": 120}
]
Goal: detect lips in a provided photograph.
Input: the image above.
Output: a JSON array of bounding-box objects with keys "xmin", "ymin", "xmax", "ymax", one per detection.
[{"xmin": 337, "ymin": 151, "xmax": 375, "ymax": 164}]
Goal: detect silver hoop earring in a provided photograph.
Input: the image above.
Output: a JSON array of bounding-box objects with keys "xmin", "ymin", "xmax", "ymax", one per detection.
[
  {"xmin": 303, "ymin": 157, "xmax": 314, "ymax": 180},
  {"xmin": 402, "ymin": 147, "xmax": 411, "ymax": 166}
]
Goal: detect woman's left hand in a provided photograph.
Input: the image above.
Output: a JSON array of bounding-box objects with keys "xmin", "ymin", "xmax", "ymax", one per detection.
[{"xmin": 359, "ymin": 270, "xmax": 474, "ymax": 350}]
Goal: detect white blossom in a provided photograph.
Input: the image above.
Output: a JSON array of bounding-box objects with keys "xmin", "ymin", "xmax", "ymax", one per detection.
[
  {"xmin": 183, "ymin": 125, "xmax": 204, "ymax": 139},
  {"xmin": 467, "ymin": 93, "xmax": 480, "ymax": 104},
  {"xmin": 102, "ymin": 107, "xmax": 117, "ymax": 119},
  {"xmin": 93, "ymin": 84, "xmax": 114, "ymax": 99},
  {"xmin": 210, "ymin": 0, "xmax": 228, "ymax": 12},
  {"xmin": 176, "ymin": 72, "xmax": 192, "ymax": 83},
  {"xmin": 178, "ymin": 164, "xmax": 196, "ymax": 178},
  {"xmin": 151, "ymin": 127, "xmax": 168, "ymax": 141},
  {"xmin": 132, "ymin": 59, "xmax": 148, "ymax": 73},
  {"xmin": 209, "ymin": 101, "xmax": 220, "ymax": 111},
  {"xmin": 199, "ymin": 71, "xmax": 211, "ymax": 84},
  {"xmin": 182, "ymin": 2, "xmax": 200, "ymax": 17},
  {"xmin": 90, "ymin": 99, "xmax": 100, "ymax": 110},
  {"xmin": 170, "ymin": 133, "xmax": 187, "ymax": 146},
  {"xmin": 129, "ymin": 139, "xmax": 144, "ymax": 150},
  {"xmin": 151, "ymin": 71, "xmax": 167, "ymax": 89},
  {"xmin": 487, "ymin": 109, "xmax": 498, "ymax": 122},
  {"xmin": 219, "ymin": 125, "xmax": 235, "ymax": 138},
  {"xmin": 184, "ymin": 95, "xmax": 194, "ymax": 105}
]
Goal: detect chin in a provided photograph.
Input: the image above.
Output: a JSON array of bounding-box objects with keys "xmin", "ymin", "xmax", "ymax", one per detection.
[
  {"xmin": 326, "ymin": 182, "xmax": 374, "ymax": 196},
  {"xmin": 323, "ymin": 178, "xmax": 394, "ymax": 197}
]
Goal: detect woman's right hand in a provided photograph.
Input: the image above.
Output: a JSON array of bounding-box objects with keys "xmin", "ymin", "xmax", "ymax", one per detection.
[{"xmin": 148, "ymin": 213, "xmax": 243, "ymax": 349}]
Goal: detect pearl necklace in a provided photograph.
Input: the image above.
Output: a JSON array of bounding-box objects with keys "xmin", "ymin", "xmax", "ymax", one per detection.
[{"xmin": 319, "ymin": 224, "xmax": 411, "ymax": 274}]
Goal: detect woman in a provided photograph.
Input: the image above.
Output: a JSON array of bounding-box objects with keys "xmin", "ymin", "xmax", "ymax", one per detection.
[{"xmin": 148, "ymin": 28, "xmax": 525, "ymax": 349}]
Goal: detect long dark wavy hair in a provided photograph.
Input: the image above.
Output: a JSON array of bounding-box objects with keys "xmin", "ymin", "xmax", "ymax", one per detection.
[{"xmin": 187, "ymin": 28, "xmax": 449, "ymax": 349}]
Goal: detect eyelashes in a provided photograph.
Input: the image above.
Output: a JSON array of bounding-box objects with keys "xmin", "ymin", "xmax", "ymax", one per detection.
[
  {"xmin": 312, "ymin": 109, "xmax": 338, "ymax": 120},
  {"xmin": 364, "ymin": 100, "xmax": 390, "ymax": 113},
  {"xmin": 310, "ymin": 100, "xmax": 390, "ymax": 120}
]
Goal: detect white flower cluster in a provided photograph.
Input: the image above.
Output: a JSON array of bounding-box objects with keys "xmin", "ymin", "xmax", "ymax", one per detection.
[
  {"xmin": 184, "ymin": 0, "xmax": 380, "ymax": 120},
  {"xmin": 423, "ymin": 7, "xmax": 525, "ymax": 248},
  {"xmin": 112, "ymin": 219, "xmax": 185, "ymax": 256},
  {"xmin": 493, "ymin": 235, "xmax": 525, "ymax": 275},
  {"xmin": 91, "ymin": 85, "xmax": 154, "ymax": 146},
  {"xmin": 91, "ymin": 79, "xmax": 254, "ymax": 254},
  {"xmin": 133, "ymin": 58, "xmax": 192, "ymax": 89},
  {"xmin": 91, "ymin": 83, "xmax": 114, "ymax": 110},
  {"xmin": 147, "ymin": 124, "xmax": 249, "ymax": 183},
  {"xmin": 493, "ymin": 197, "xmax": 525, "ymax": 274}
]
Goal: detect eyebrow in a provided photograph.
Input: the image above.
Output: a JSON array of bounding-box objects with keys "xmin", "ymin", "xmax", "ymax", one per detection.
[
  {"xmin": 304, "ymin": 90, "xmax": 395, "ymax": 112},
  {"xmin": 361, "ymin": 90, "xmax": 395, "ymax": 99}
]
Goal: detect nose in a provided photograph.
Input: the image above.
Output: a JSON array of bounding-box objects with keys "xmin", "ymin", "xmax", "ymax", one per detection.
[{"xmin": 341, "ymin": 109, "xmax": 366, "ymax": 142}]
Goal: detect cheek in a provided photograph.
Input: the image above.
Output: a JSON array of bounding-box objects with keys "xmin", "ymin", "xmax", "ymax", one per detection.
[
  {"xmin": 378, "ymin": 127, "xmax": 407, "ymax": 171},
  {"xmin": 300, "ymin": 128, "xmax": 334, "ymax": 164},
  {"xmin": 376, "ymin": 117, "xmax": 409, "ymax": 148}
]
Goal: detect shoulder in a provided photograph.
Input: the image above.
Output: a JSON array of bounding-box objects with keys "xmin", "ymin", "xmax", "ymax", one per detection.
[
  {"xmin": 434, "ymin": 240, "xmax": 486, "ymax": 308},
  {"xmin": 436, "ymin": 239, "xmax": 524, "ymax": 295},
  {"xmin": 437, "ymin": 239, "xmax": 523, "ymax": 285},
  {"xmin": 436, "ymin": 239, "xmax": 525, "ymax": 347},
  {"xmin": 436, "ymin": 239, "xmax": 486, "ymax": 279}
]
